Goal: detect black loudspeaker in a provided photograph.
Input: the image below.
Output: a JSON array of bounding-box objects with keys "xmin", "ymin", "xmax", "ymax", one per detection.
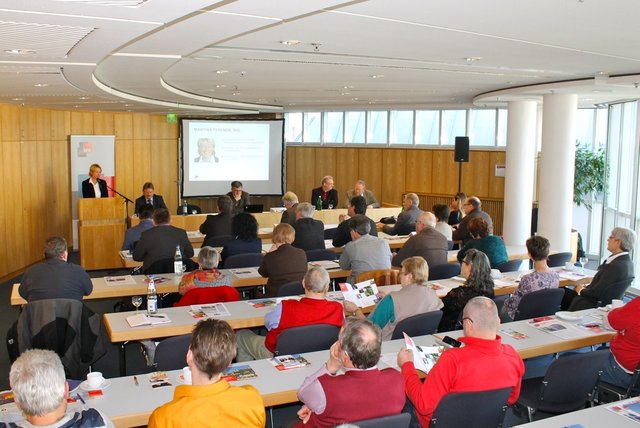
[{"xmin": 454, "ymin": 136, "xmax": 470, "ymax": 162}]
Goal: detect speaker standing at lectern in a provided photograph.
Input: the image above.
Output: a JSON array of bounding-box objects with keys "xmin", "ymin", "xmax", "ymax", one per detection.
[{"xmin": 81, "ymin": 163, "xmax": 108, "ymax": 198}]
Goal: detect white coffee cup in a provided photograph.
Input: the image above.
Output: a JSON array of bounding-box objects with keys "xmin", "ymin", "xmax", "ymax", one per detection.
[
  {"xmin": 87, "ymin": 371, "xmax": 104, "ymax": 388},
  {"xmin": 490, "ymin": 269, "xmax": 501, "ymax": 279},
  {"xmin": 564, "ymin": 262, "xmax": 574, "ymax": 271},
  {"xmin": 182, "ymin": 366, "xmax": 192, "ymax": 385},
  {"xmin": 611, "ymin": 299, "xmax": 624, "ymax": 309}
]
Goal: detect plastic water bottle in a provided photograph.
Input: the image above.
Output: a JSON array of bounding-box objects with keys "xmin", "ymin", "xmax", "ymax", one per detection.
[
  {"xmin": 174, "ymin": 245, "xmax": 183, "ymax": 276},
  {"xmin": 182, "ymin": 199, "xmax": 188, "ymax": 216},
  {"xmin": 147, "ymin": 275, "xmax": 158, "ymax": 314},
  {"xmin": 316, "ymin": 195, "xmax": 323, "ymax": 211}
]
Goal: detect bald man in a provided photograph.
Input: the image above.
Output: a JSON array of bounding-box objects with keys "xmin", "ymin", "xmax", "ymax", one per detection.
[
  {"xmin": 398, "ymin": 297, "xmax": 524, "ymax": 426},
  {"xmin": 392, "ymin": 211, "xmax": 448, "ymax": 268}
]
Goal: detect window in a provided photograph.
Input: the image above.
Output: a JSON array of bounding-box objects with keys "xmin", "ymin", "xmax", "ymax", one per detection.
[
  {"xmin": 323, "ymin": 112, "xmax": 344, "ymax": 143},
  {"xmin": 415, "ymin": 110, "xmax": 440, "ymax": 145},
  {"xmin": 284, "ymin": 112, "xmax": 302, "ymax": 143},
  {"xmin": 303, "ymin": 112, "xmax": 321, "ymax": 143},
  {"xmin": 389, "ymin": 110, "xmax": 414, "ymax": 144},
  {"xmin": 441, "ymin": 110, "xmax": 466, "ymax": 145},
  {"xmin": 468, "ymin": 109, "xmax": 496, "ymax": 146},
  {"xmin": 367, "ymin": 111, "xmax": 388, "ymax": 144},
  {"xmin": 497, "ymin": 109, "xmax": 508, "ymax": 147},
  {"xmin": 344, "ymin": 111, "xmax": 365, "ymax": 144}
]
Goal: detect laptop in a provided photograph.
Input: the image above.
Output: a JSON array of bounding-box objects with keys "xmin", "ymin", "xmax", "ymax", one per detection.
[{"xmin": 244, "ymin": 204, "xmax": 264, "ymax": 213}]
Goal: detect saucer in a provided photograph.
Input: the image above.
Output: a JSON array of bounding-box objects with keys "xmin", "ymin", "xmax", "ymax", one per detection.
[
  {"xmin": 176, "ymin": 374, "xmax": 191, "ymax": 385},
  {"xmin": 79, "ymin": 379, "xmax": 111, "ymax": 391},
  {"xmin": 555, "ymin": 311, "xmax": 583, "ymax": 322}
]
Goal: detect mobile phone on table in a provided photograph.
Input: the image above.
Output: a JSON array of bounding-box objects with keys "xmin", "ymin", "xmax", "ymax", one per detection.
[{"xmin": 441, "ymin": 335, "xmax": 462, "ymax": 348}]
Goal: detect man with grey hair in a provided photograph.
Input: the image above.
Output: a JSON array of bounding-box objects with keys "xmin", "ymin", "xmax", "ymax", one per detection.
[
  {"xmin": 392, "ymin": 211, "xmax": 448, "ymax": 267},
  {"xmin": 8, "ymin": 349, "xmax": 112, "ymax": 427},
  {"xmin": 452, "ymin": 196, "xmax": 493, "ymax": 246},
  {"xmin": 19, "ymin": 236, "xmax": 92, "ymax": 302},
  {"xmin": 293, "ymin": 202, "xmax": 325, "ymax": 251},
  {"xmin": 235, "ymin": 266, "xmax": 344, "ymax": 361},
  {"xmin": 344, "ymin": 180, "xmax": 379, "ymax": 208},
  {"xmin": 382, "ymin": 193, "xmax": 422, "ymax": 235},
  {"xmin": 311, "ymin": 175, "xmax": 338, "ymax": 210},
  {"xmin": 339, "ymin": 215, "xmax": 392, "ymax": 283},
  {"xmin": 296, "ymin": 318, "xmax": 405, "ymax": 427},
  {"xmin": 398, "ymin": 297, "xmax": 524, "ymax": 426},
  {"xmin": 566, "ymin": 226, "xmax": 636, "ymax": 311}
]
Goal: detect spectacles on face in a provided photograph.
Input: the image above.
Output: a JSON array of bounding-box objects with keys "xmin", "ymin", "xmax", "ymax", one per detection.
[
  {"xmin": 462, "ymin": 317, "xmax": 474, "ymax": 324},
  {"xmin": 462, "ymin": 260, "xmax": 471, "ymax": 266}
]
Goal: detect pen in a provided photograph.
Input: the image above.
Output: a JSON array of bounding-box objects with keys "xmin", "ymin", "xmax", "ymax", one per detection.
[
  {"xmin": 147, "ymin": 315, "xmax": 165, "ymax": 318},
  {"xmin": 133, "ymin": 376, "xmax": 139, "ymax": 386},
  {"xmin": 76, "ymin": 393, "xmax": 86, "ymax": 404}
]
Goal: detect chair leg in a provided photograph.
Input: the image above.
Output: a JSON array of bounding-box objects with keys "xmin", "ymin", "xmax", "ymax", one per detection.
[{"xmin": 526, "ymin": 406, "xmax": 535, "ymax": 422}]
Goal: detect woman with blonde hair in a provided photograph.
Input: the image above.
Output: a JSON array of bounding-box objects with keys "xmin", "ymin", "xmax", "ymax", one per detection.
[
  {"xmin": 259, "ymin": 223, "xmax": 308, "ymax": 296},
  {"xmin": 448, "ymin": 192, "xmax": 467, "ymax": 226},
  {"xmin": 280, "ymin": 191, "xmax": 299, "ymax": 225}
]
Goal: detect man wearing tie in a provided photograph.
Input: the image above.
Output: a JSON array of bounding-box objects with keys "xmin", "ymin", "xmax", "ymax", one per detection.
[{"xmin": 134, "ymin": 182, "xmax": 167, "ymax": 215}]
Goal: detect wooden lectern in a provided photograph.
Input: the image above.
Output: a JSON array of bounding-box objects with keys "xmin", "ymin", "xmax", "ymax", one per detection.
[{"xmin": 78, "ymin": 198, "xmax": 126, "ymax": 270}]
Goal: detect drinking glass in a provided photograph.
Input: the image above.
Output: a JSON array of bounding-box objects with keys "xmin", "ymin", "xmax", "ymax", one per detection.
[
  {"xmin": 132, "ymin": 296, "xmax": 143, "ymax": 312},
  {"xmin": 328, "ymin": 204, "xmax": 334, "ymax": 210},
  {"xmin": 579, "ymin": 256, "xmax": 588, "ymax": 273}
]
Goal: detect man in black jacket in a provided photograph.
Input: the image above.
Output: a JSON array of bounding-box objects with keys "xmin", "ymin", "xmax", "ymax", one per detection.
[{"xmin": 293, "ymin": 202, "xmax": 325, "ymax": 251}]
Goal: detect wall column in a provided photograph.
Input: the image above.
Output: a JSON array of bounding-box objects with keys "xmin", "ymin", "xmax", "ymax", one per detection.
[
  {"xmin": 538, "ymin": 93, "xmax": 578, "ymax": 251},
  {"xmin": 503, "ymin": 100, "xmax": 537, "ymax": 246}
]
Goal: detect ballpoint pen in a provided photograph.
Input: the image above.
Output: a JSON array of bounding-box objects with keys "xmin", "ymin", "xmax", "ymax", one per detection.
[
  {"xmin": 134, "ymin": 376, "xmax": 139, "ymax": 386},
  {"xmin": 76, "ymin": 393, "xmax": 86, "ymax": 404}
]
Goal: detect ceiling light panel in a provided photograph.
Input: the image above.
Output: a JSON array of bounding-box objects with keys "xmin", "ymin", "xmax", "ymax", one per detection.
[
  {"xmin": 0, "ymin": 21, "xmax": 94, "ymax": 58},
  {"xmin": 52, "ymin": 0, "xmax": 147, "ymax": 6}
]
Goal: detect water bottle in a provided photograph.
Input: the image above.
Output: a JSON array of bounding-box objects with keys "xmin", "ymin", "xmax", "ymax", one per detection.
[
  {"xmin": 174, "ymin": 245, "xmax": 183, "ymax": 276},
  {"xmin": 182, "ymin": 199, "xmax": 188, "ymax": 216},
  {"xmin": 316, "ymin": 195, "xmax": 323, "ymax": 211},
  {"xmin": 147, "ymin": 275, "xmax": 158, "ymax": 314}
]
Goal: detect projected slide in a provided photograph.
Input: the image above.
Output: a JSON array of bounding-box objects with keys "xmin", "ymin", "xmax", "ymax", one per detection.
[{"xmin": 181, "ymin": 119, "xmax": 284, "ymax": 197}]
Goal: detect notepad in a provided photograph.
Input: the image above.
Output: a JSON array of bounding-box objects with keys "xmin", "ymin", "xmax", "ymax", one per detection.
[{"xmin": 126, "ymin": 313, "xmax": 171, "ymax": 327}]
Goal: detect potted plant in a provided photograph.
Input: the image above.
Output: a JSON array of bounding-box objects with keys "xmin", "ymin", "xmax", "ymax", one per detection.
[{"xmin": 573, "ymin": 143, "xmax": 606, "ymax": 210}]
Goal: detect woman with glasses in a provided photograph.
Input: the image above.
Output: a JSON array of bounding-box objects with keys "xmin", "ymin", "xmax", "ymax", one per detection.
[
  {"xmin": 439, "ymin": 249, "xmax": 495, "ymax": 332},
  {"xmin": 343, "ymin": 256, "xmax": 442, "ymax": 340},
  {"xmin": 456, "ymin": 217, "xmax": 507, "ymax": 269}
]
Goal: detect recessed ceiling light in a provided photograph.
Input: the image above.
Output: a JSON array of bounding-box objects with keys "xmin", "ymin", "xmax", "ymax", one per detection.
[
  {"xmin": 5, "ymin": 49, "xmax": 35, "ymax": 55},
  {"xmin": 79, "ymin": 96, "xmax": 90, "ymax": 100},
  {"xmin": 215, "ymin": 84, "xmax": 226, "ymax": 88},
  {"xmin": 369, "ymin": 74, "xmax": 384, "ymax": 79},
  {"xmin": 215, "ymin": 70, "xmax": 228, "ymax": 74},
  {"xmin": 280, "ymin": 40, "xmax": 300, "ymax": 46},
  {"xmin": 34, "ymin": 83, "xmax": 48, "ymax": 87},
  {"xmin": 11, "ymin": 97, "xmax": 24, "ymax": 101},
  {"xmin": 465, "ymin": 57, "xmax": 482, "ymax": 62}
]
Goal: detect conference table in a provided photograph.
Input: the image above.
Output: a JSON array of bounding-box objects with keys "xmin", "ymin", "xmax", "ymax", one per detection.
[
  {"xmin": 10, "ymin": 262, "xmax": 351, "ymax": 306},
  {"xmin": 515, "ymin": 397, "xmax": 640, "ymax": 427},
  {"xmin": 76, "ymin": 308, "xmax": 614, "ymax": 427}
]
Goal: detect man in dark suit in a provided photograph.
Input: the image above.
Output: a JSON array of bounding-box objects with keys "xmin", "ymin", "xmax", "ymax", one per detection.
[
  {"xmin": 566, "ymin": 227, "xmax": 635, "ymax": 310},
  {"xmin": 81, "ymin": 163, "xmax": 108, "ymax": 198},
  {"xmin": 133, "ymin": 208, "xmax": 194, "ymax": 272},
  {"xmin": 392, "ymin": 211, "xmax": 448, "ymax": 267},
  {"xmin": 332, "ymin": 196, "xmax": 377, "ymax": 248},
  {"xmin": 452, "ymin": 196, "xmax": 493, "ymax": 246},
  {"xmin": 134, "ymin": 182, "xmax": 167, "ymax": 215},
  {"xmin": 311, "ymin": 175, "xmax": 338, "ymax": 209},
  {"xmin": 292, "ymin": 202, "xmax": 325, "ymax": 251},
  {"xmin": 199, "ymin": 195, "xmax": 234, "ymax": 245},
  {"xmin": 382, "ymin": 193, "xmax": 422, "ymax": 236}
]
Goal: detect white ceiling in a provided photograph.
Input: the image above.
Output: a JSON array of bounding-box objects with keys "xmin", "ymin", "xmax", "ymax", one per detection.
[{"xmin": 1, "ymin": 0, "xmax": 640, "ymax": 115}]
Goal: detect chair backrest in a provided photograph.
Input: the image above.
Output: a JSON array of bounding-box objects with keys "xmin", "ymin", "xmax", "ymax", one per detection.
[
  {"xmin": 496, "ymin": 259, "xmax": 523, "ymax": 273},
  {"xmin": 430, "ymin": 387, "xmax": 512, "ymax": 428},
  {"xmin": 153, "ymin": 333, "xmax": 192, "ymax": 371},
  {"xmin": 224, "ymin": 253, "xmax": 264, "ymax": 269},
  {"xmin": 355, "ymin": 269, "xmax": 400, "ymax": 286},
  {"xmin": 202, "ymin": 234, "xmax": 234, "ymax": 248},
  {"xmin": 351, "ymin": 412, "xmax": 411, "ymax": 428},
  {"xmin": 429, "ymin": 263, "xmax": 461, "ymax": 281},
  {"xmin": 173, "ymin": 286, "xmax": 240, "ymax": 307},
  {"xmin": 596, "ymin": 278, "xmax": 634, "ymax": 306},
  {"xmin": 547, "ymin": 252, "xmax": 573, "ymax": 267},
  {"xmin": 534, "ymin": 349, "xmax": 609, "ymax": 414},
  {"xmin": 447, "ymin": 240, "xmax": 454, "ymax": 251},
  {"xmin": 275, "ymin": 324, "xmax": 339, "ymax": 356},
  {"xmin": 306, "ymin": 248, "xmax": 337, "ymax": 262},
  {"xmin": 513, "ymin": 288, "xmax": 564, "ymax": 321},
  {"xmin": 324, "ymin": 227, "xmax": 338, "ymax": 240},
  {"xmin": 391, "ymin": 310, "xmax": 443, "ymax": 340},
  {"xmin": 277, "ymin": 281, "xmax": 304, "ymax": 297},
  {"xmin": 492, "ymin": 294, "xmax": 509, "ymax": 315}
]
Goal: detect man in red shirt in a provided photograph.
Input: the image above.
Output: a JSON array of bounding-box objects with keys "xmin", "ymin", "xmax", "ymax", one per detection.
[
  {"xmin": 397, "ymin": 296, "xmax": 524, "ymax": 427},
  {"xmin": 602, "ymin": 297, "xmax": 640, "ymax": 389},
  {"xmin": 235, "ymin": 266, "xmax": 344, "ymax": 361}
]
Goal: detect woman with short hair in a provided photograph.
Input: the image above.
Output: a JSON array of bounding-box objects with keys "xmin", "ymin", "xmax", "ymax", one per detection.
[
  {"xmin": 456, "ymin": 217, "xmax": 508, "ymax": 268},
  {"xmin": 258, "ymin": 223, "xmax": 308, "ymax": 297},
  {"xmin": 178, "ymin": 246, "xmax": 229, "ymax": 295}
]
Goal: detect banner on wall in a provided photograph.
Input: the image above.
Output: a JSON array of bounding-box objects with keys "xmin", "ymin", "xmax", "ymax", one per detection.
[{"xmin": 70, "ymin": 135, "xmax": 116, "ymax": 249}]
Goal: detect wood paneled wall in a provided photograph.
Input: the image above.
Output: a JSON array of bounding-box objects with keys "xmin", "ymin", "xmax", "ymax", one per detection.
[
  {"xmin": 0, "ymin": 102, "xmax": 505, "ymax": 280},
  {"xmin": 285, "ymin": 146, "xmax": 505, "ymax": 207},
  {"xmin": 0, "ymin": 104, "xmax": 179, "ymax": 281}
]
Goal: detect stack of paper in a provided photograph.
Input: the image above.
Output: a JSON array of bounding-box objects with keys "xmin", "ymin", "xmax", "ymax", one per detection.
[{"xmin": 126, "ymin": 313, "xmax": 171, "ymax": 327}]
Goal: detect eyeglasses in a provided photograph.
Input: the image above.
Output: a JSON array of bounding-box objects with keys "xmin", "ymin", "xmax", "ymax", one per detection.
[
  {"xmin": 462, "ymin": 317, "xmax": 474, "ymax": 324},
  {"xmin": 462, "ymin": 260, "xmax": 471, "ymax": 266}
]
